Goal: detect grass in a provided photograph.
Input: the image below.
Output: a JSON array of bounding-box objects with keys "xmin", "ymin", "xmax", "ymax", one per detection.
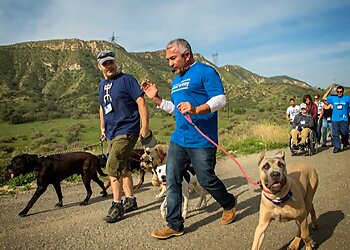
[{"xmin": 0, "ymin": 112, "xmax": 290, "ymax": 190}]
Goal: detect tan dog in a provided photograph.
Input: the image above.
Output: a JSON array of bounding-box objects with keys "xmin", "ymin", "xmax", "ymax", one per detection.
[
  {"xmin": 140, "ymin": 144, "xmax": 169, "ymax": 199},
  {"xmin": 252, "ymin": 151, "xmax": 318, "ymax": 250}
]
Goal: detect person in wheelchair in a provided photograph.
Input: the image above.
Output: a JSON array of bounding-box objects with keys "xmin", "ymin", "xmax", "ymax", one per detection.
[{"xmin": 290, "ymin": 103, "xmax": 315, "ymax": 151}]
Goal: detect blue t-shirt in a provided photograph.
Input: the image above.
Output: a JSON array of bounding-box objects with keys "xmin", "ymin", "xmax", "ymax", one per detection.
[
  {"xmin": 98, "ymin": 73, "xmax": 143, "ymax": 140},
  {"xmin": 170, "ymin": 61, "xmax": 224, "ymax": 148},
  {"xmin": 327, "ymin": 95, "xmax": 350, "ymax": 122}
]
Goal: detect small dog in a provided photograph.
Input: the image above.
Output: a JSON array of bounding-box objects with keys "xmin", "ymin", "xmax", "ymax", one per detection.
[
  {"xmin": 139, "ymin": 144, "xmax": 169, "ymax": 198},
  {"xmin": 6, "ymin": 152, "xmax": 108, "ymax": 217},
  {"xmin": 155, "ymin": 163, "xmax": 207, "ymax": 220},
  {"xmin": 102, "ymin": 148, "xmax": 156, "ymax": 191},
  {"xmin": 252, "ymin": 151, "xmax": 318, "ymax": 250}
]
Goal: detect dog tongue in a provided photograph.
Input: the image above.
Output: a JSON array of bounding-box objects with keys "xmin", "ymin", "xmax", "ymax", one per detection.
[{"xmin": 271, "ymin": 182, "xmax": 282, "ymax": 189}]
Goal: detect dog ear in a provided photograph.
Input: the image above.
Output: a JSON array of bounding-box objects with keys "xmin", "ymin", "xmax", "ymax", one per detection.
[
  {"xmin": 275, "ymin": 151, "xmax": 285, "ymax": 161},
  {"xmin": 258, "ymin": 151, "xmax": 266, "ymax": 166}
]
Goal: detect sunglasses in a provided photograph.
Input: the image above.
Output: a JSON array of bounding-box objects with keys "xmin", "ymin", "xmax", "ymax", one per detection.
[
  {"xmin": 337, "ymin": 90, "xmax": 343, "ymax": 93},
  {"xmin": 97, "ymin": 50, "xmax": 115, "ymax": 59}
]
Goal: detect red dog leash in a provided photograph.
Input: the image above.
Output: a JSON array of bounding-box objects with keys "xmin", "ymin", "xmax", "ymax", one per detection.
[{"xmin": 183, "ymin": 113, "xmax": 269, "ymax": 192}]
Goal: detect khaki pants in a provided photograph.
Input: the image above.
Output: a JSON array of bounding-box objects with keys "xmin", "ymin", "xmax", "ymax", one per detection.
[{"xmin": 290, "ymin": 128, "xmax": 311, "ymax": 145}]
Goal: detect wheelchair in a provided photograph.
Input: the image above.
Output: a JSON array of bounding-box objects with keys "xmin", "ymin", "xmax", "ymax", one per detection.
[{"xmin": 290, "ymin": 128, "xmax": 317, "ymax": 156}]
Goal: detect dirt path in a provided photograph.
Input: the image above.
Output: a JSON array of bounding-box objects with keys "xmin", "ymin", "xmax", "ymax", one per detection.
[{"xmin": 0, "ymin": 147, "xmax": 349, "ymax": 250}]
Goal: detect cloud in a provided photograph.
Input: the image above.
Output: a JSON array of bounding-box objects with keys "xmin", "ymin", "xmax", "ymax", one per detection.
[{"xmin": 1, "ymin": 0, "xmax": 349, "ymax": 88}]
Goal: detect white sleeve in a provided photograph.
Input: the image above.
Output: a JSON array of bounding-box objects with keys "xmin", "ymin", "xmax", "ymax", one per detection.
[
  {"xmin": 206, "ymin": 94, "xmax": 226, "ymax": 112},
  {"xmin": 158, "ymin": 99, "xmax": 175, "ymax": 115}
]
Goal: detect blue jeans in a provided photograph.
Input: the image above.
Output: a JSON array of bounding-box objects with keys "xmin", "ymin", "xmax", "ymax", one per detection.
[
  {"xmin": 316, "ymin": 120, "xmax": 322, "ymax": 144},
  {"xmin": 332, "ymin": 121, "xmax": 349, "ymax": 149},
  {"xmin": 322, "ymin": 119, "xmax": 333, "ymax": 145},
  {"xmin": 166, "ymin": 142, "xmax": 235, "ymax": 231}
]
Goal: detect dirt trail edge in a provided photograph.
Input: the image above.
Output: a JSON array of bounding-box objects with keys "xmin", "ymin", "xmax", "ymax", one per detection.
[{"xmin": 1, "ymin": 148, "xmax": 349, "ymax": 250}]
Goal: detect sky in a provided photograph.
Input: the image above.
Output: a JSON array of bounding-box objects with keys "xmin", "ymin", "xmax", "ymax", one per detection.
[{"xmin": 1, "ymin": 0, "xmax": 349, "ymax": 89}]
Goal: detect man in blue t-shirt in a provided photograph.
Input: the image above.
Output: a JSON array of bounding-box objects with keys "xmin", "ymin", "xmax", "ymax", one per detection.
[
  {"xmin": 322, "ymin": 84, "xmax": 350, "ymax": 153},
  {"xmin": 143, "ymin": 39, "xmax": 236, "ymax": 239},
  {"xmin": 97, "ymin": 50, "xmax": 150, "ymax": 223}
]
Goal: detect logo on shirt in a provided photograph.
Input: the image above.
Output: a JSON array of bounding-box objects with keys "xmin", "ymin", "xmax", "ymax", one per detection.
[
  {"xmin": 103, "ymin": 83, "xmax": 113, "ymax": 104},
  {"xmin": 171, "ymin": 78, "xmax": 190, "ymax": 94}
]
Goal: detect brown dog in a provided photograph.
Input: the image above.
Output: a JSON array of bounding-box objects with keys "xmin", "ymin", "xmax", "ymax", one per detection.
[
  {"xmin": 252, "ymin": 151, "xmax": 318, "ymax": 250},
  {"xmin": 6, "ymin": 152, "xmax": 108, "ymax": 217}
]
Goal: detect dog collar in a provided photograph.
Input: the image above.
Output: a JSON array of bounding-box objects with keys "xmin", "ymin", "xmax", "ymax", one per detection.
[{"xmin": 263, "ymin": 190, "xmax": 293, "ymax": 205}]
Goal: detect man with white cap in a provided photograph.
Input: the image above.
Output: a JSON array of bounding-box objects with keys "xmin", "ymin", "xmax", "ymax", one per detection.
[
  {"xmin": 97, "ymin": 50, "xmax": 150, "ymax": 223},
  {"xmin": 290, "ymin": 103, "xmax": 315, "ymax": 150}
]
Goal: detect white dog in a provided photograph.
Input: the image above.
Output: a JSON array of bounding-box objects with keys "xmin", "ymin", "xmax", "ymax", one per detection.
[{"xmin": 155, "ymin": 164, "xmax": 207, "ymax": 220}]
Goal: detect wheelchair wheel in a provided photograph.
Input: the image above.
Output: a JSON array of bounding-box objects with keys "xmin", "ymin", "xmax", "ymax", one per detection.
[{"xmin": 308, "ymin": 130, "xmax": 317, "ymax": 156}]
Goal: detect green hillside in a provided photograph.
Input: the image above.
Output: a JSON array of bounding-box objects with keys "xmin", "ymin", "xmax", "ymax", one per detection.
[{"xmin": 0, "ymin": 38, "xmax": 323, "ymax": 125}]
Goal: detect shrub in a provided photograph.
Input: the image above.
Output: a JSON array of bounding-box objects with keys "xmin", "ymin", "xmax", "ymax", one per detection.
[
  {"xmin": 7, "ymin": 173, "xmax": 36, "ymax": 187},
  {"xmin": 31, "ymin": 131, "xmax": 44, "ymax": 139}
]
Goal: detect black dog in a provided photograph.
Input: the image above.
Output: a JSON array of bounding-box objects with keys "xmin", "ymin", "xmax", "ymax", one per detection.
[{"xmin": 6, "ymin": 152, "xmax": 108, "ymax": 217}]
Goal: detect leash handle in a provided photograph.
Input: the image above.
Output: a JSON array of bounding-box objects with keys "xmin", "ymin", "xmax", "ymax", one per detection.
[{"xmin": 183, "ymin": 113, "xmax": 260, "ymax": 186}]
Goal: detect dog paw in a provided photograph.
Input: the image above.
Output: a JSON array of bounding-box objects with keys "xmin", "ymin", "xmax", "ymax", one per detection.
[
  {"xmin": 79, "ymin": 201, "xmax": 88, "ymax": 206},
  {"xmin": 18, "ymin": 210, "xmax": 28, "ymax": 217},
  {"xmin": 55, "ymin": 202, "xmax": 63, "ymax": 207}
]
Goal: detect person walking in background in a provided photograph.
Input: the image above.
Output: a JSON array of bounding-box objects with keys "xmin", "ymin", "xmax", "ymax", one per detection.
[
  {"xmin": 322, "ymin": 83, "xmax": 350, "ymax": 153},
  {"xmin": 314, "ymin": 94, "xmax": 324, "ymax": 144},
  {"xmin": 303, "ymin": 94, "xmax": 318, "ymax": 121},
  {"xmin": 142, "ymin": 38, "xmax": 237, "ymax": 239},
  {"xmin": 290, "ymin": 103, "xmax": 315, "ymax": 151},
  {"xmin": 318, "ymin": 99, "xmax": 333, "ymax": 147},
  {"xmin": 286, "ymin": 98, "xmax": 300, "ymax": 130},
  {"xmin": 97, "ymin": 50, "xmax": 150, "ymax": 223}
]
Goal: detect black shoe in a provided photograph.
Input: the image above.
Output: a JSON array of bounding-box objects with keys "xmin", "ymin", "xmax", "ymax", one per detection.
[
  {"xmin": 292, "ymin": 144, "xmax": 298, "ymax": 150},
  {"xmin": 123, "ymin": 197, "xmax": 138, "ymax": 213},
  {"xmin": 333, "ymin": 148, "xmax": 340, "ymax": 153},
  {"xmin": 299, "ymin": 144, "xmax": 305, "ymax": 151},
  {"xmin": 104, "ymin": 202, "xmax": 124, "ymax": 223},
  {"xmin": 321, "ymin": 144, "xmax": 327, "ymax": 147}
]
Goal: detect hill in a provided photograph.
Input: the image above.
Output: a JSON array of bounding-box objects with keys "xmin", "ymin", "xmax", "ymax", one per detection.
[{"xmin": 0, "ymin": 38, "xmax": 320, "ymax": 124}]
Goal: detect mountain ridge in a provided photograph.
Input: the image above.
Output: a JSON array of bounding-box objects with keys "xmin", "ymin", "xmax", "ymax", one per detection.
[{"xmin": 0, "ymin": 38, "xmax": 318, "ymax": 124}]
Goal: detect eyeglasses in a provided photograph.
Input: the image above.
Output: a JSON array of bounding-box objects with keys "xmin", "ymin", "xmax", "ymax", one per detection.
[
  {"xmin": 97, "ymin": 50, "xmax": 115, "ymax": 59},
  {"xmin": 337, "ymin": 90, "xmax": 343, "ymax": 93},
  {"xmin": 314, "ymin": 97, "xmax": 319, "ymax": 100}
]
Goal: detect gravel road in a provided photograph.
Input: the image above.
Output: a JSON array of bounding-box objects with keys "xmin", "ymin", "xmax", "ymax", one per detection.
[{"xmin": 0, "ymin": 147, "xmax": 349, "ymax": 250}]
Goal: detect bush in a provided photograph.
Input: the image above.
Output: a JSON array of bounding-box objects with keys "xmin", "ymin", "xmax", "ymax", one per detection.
[
  {"xmin": 0, "ymin": 136, "xmax": 17, "ymax": 143},
  {"xmin": 31, "ymin": 131, "xmax": 44, "ymax": 139},
  {"xmin": 0, "ymin": 144, "xmax": 15, "ymax": 153},
  {"xmin": 7, "ymin": 173, "xmax": 36, "ymax": 187}
]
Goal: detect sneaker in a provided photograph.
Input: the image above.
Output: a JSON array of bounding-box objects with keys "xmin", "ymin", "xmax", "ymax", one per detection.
[
  {"xmin": 299, "ymin": 144, "xmax": 305, "ymax": 151},
  {"xmin": 104, "ymin": 201, "xmax": 124, "ymax": 223},
  {"xmin": 150, "ymin": 226, "xmax": 184, "ymax": 239},
  {"xmin": 333, "ymin": 147, "xmax": 340, "ymax": 153},
  {"xmin": 291, "ymin": 144, "xmax": 298, "ymax": 150},
  {"xmin": 123, "ymin": 197, "xmax": 138, "ymax": 213}
]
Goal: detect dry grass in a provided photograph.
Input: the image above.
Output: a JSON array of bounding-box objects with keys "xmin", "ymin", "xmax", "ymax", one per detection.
[
  {"xmin": 219, "ymin": 122, "xmax": 289, "ymax": 156},
  {"xmin": 249, "ymin": 123, "xmax": 289, "ymax": 144}
]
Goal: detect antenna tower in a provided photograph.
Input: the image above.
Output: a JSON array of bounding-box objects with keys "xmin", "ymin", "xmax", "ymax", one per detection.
[{"xmin": 212, "ymin": 52, "xmax": 218, "ymax": 66}]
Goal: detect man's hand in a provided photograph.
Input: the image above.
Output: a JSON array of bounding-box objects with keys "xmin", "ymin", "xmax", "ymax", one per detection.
[
  {"xmin": 177, "ymin": 102, "xmax": 196, "ymax": 114},
  {"xmin": 141, "ymin": 80, "xmax": 158, "ymax": 100},
  {"xmin": 140, "ymin": 126, "xmax": 151, "ymax": 138}
]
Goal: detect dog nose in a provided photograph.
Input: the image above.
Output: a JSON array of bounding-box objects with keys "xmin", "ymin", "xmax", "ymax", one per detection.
[
  {"xmin": 161, "ymin": 175, "xmax": 166, "ymax": 180},
  {"xmin": 270, "ymin": 171, "xmax": 281, "ymax": 178}
]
